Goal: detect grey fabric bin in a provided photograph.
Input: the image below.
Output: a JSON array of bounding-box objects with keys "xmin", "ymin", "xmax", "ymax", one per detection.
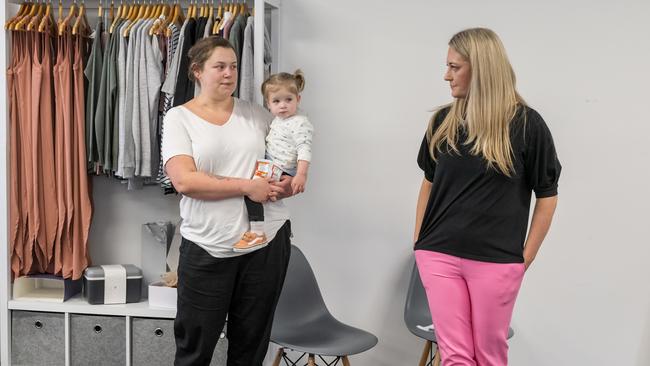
[
  {"xmin": 83, "ymin": 264, "xmax": 142, "ymax": 304},
  {"xmin": 131, "ymin": 317, "xmax": 227, "ymax": 366},
  {"xmin": 70, "ymin": 314, "xmax": 126, "ymax": 366},
  {"xmin": 11, "ymin": 310, "xmax": 65, "ymax": 366}
]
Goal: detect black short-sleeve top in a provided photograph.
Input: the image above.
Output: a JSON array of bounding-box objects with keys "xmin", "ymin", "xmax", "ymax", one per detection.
[{"xmin": 415, "ymin": 105, "xmax": 561, "ymax": 263}]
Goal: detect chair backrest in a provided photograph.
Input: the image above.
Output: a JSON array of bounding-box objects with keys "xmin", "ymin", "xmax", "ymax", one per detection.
[
  {"xmin": 273, "ymin": 245, "xmax": 332, "ymax": 326},
  {"xmin": 404, "ymin": 263, "xmax": 433, "ymax": 333}
]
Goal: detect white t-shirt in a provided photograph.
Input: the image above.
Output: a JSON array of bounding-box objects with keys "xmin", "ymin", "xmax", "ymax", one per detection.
[{"xmin": 162, "ymin": 99, "xmax": 290, "ymax": 258}]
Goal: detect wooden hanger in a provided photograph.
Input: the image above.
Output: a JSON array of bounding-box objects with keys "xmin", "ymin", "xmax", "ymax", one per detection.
[
  {"xmin": 185, "ymin": 0, "xmax": 191, "ymax": 19},
  {"xmin": 109, "ymin": 0, "xmax": 123, "ymax": 33},
  {"xmin": 38, "ymin": 0, "xmax": 55, "ymax": 33},
  {"xmin": 57, "ymin": 0, "xmax": 63, "ymax": 24},
  {"xmin": 163, "ymin": 2, "xmax": 175, "ymax": 37},
  {"xmin": 152, "ymin": 1, "xmax": 163, "ymax": 18},
  {"xmin": 120, "ymin": 1, "xmax": 128, "ymax": 19},
  {"xmin": 150, "ymin": 0, "xmax": 159, "ymax": 19},
  {"xmin": 192, "ymin": 0, "xmax": 197, "ymax": 17},
  {"xmin": 130, "ymin": 1, "xmax": 143, "ymax": 20},
  {"xmin": 162, "ymin": 1, "xmax": 172, "ymax": 18},
  {"xmin": 214, "ymin": 0, "xmax": 229, "ymax": 33},
  {"xmin": 152, "ymin": 0, "xmax": 174, "ymax": 35},
  {"xmin": 5, "ymin": 0, "xmax": 30, "ymax": 30},
  {"xmin": 72, "ymin": 0, "xmax": 90, "ymax": 35},
  {"xmin": 165, "ymin": 2, "xmax": 183, "ymax": 37},
  {"xmin": 109, "ymin": 0, "xmax": 115, "ymax": 22},
  {"xmin": 21, "ymin": 0, "xmax": 41, "ymax": 31},
  {"xmin": 27, "ymin": 1, "xmax": 46, "ymax": 31},
  {"xmin": 148, "ymin": 0, "xmax": 165, "ymax": 35},
  {"xmin": 125, "ymin": 0, "xmax": 138, "ymax": 21},
  {"xmin": 142, "ymin": 1, "xmax": 153, "ymax": 19},
  {"xmin": 58, "ymin": 0, "xmax": 78, "ymax": 35},
  {"xmin": 121, "ymin": 1, "xmax": 135, "ymax": 36},
  {"xmin": 12, "ymin": 1, "xmax": 38, "ymax": 30},
  {"xmin": 98, "ymin": 0, "xmax": 103, "ymax": 18},
  {"xmin": 240, "ymin": 1, "xmax": 246, "ymax": 17},
  {"xmin": 123, "ymin": 0, "xmax": 148, "ymax": 37}
]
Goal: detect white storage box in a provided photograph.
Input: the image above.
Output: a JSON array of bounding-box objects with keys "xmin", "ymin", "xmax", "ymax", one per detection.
[
  {"xmin": 13, "ymin": 274, "xmax": 82, "ymax": 302},
  {"xmin": 148, "ymin": 281, "xmax": 177, "ymax": 309}
]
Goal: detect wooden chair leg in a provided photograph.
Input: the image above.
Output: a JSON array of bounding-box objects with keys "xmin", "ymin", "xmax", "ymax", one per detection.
[
  {"xmin": 342, "ymin": 355, "xmax": 351, "ymax": 366},
  {"xmin": 418, "ymin": 340, "xmax": 432, "ymax": 366},
  {"xmin": 271, "ymin": 347, "xmax": 283, "ymax": 366},
  {"xmin": 432, "ymin": 347, "xmax": 441, "ymax": 366},
  {"xmin": 307, "ymin": 354, "xmax": 317, "ymax": 366}
]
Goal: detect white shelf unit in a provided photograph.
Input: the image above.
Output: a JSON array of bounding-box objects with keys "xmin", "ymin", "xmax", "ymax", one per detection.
[
  {"xmin": 8, "ymin": 295, "xmax": 176, "ymax": 318},
  {"xmin": 0, "ymin": 1, "xmax": 282, "ymax": 365}
]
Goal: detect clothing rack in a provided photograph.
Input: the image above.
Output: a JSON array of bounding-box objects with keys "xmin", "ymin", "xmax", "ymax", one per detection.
[{"xmin": 0, "ymin": 1, "xmax": 283, "ymax": 365}]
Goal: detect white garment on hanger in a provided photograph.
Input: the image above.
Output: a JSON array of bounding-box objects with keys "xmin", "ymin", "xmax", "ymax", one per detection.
[
  {"xmin": 239, "ymin": 17, "xmax": 254, "ymax": 102},
  {"xmin": 219, "ymin": 11, "xmax": 232, "ymax": 30}
]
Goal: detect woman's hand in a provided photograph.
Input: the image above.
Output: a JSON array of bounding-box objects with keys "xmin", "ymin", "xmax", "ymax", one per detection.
[
  {"xmin": 523, "ymin": 253, "xmax": 535, "ymax": 271},
  {"xmin": 269, "ymin": 175, "xmax": 294, "ymax": 201},
  {"xmin": 244, "ymin": 178, "xmax": 272, "ymax": 202}
]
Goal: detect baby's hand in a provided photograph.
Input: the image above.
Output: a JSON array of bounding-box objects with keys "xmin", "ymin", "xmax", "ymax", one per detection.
[{"xmin": 291, "ymin": 174, "xmax": 307, "ymax": 195}]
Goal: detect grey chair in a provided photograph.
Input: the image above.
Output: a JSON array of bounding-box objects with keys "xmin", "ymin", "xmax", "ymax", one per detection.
[
  {"xmin": 404, "ymin": 264, "xmax": 514, "ymax": 366},
  {"xmin": 270, "ymin": 245, "xmax": 378, "ymax": 366}
]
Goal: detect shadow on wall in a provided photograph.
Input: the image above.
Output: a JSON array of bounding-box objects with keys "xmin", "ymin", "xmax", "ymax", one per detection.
[
  {"xmin": 638, "ymin": 308, "xmax": 650, "ymax": 366},
  {"xmin": 369, "ymin": 254, "xmax": 426, "ymax": 364}
]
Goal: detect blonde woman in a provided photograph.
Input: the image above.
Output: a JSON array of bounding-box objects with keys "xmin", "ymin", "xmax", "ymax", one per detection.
[{"xmin": 413, "ymin": 28, "xmax": 561, "ymax": 365}]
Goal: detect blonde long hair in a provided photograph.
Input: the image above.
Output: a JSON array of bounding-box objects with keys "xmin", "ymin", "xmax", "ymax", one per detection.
[{"xmin": 427, "ymin": 28, "xmax": 526, "ymax": 177}]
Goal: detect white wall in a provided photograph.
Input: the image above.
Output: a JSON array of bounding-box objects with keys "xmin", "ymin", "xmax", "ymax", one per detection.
[{"xmin": 278, "ymin": 0, "xmax": 650, "ymax": 365}]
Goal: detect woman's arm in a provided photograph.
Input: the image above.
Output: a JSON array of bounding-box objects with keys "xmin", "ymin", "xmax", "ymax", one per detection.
[
  {"xmin": 414, "ymin": 178, "xmax": 432, "ymax": 245},
  {"xmin": 523, "ymin": 196, "xmax": 558, "ymax": 269},
  {"xmin": 165, "ymin": 155, "xmax": 271, "ymax": 202}
]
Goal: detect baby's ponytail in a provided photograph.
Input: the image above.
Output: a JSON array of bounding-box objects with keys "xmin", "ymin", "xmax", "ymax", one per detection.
[{"xmin": 293, "ymin": 69, "xmax": 306, "ymax": 93}]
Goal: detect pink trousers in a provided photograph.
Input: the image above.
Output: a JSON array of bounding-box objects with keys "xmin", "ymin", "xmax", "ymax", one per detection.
[{"xmin": 415, "ymin": 250, "xmax": 525, "ymax": 366}]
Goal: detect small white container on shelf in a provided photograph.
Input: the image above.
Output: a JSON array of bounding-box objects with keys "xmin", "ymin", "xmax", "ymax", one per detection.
[{"xmin": 148, "ymin": 281, "xmax": 177, "ymax": 310}]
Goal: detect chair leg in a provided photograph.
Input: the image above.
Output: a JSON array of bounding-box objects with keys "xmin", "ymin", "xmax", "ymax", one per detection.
[
  {"xmin": 418, "ymin": 340, "xmax": 432, "ymax": 366},
  {"xmin": 307, "ymin": 354, "xmax": 317, "ymax": 366},
  {"xmin": 342, "ymin": 356, "xmax": 351, "ymax": 366},
  {"xmin": 271, "ymin": 347, "xmax": 283, "ymax": 366},
  {"xmin": 432, "ymin": 347, "xmax": 441, "ymax": 366}
]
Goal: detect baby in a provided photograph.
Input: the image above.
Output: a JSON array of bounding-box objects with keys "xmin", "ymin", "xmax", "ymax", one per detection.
[{"xmin": 234, "ymin": 70, "xmax": 314, "ymax": 252}]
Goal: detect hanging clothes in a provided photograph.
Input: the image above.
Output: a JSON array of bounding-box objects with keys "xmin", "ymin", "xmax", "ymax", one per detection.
[
  {"xmin": 69, "ymin": 31, "xmax": 93, "ymax": 280},
  {"xmin": 85, "ymin": 20, "xmax": 104, "ymax": 171},
  {"xmin": 32, "ymin": 31, "xmax": 58, "ymax": 273},
  {"xmin": 229, "ymin": 13, "xmax": 248, "ymax": 97},
  {"xmin": 17, "ymin": 32, "xmax": 36, "ymax": 275},
  {"xmin": 8, "ymin": 15, "xmax": 93, "ymax": 279},
  {"xmin": 8, "ymin": 31, "xmax": 26, "ymax": 278},
  {"xmin": 172, "ymin": 18, "xmax": 197, "ymax": 107},
  {"xmin": 239, "ymin": 16, "xmax": 255, "ymax": 102},
  {"xmin": 6, "ymin": 3, "xmax": 276, "ymax": 281},
  {"xmin": 158, "ymin": 22, "xmax": 181, "ymax": 194}
]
